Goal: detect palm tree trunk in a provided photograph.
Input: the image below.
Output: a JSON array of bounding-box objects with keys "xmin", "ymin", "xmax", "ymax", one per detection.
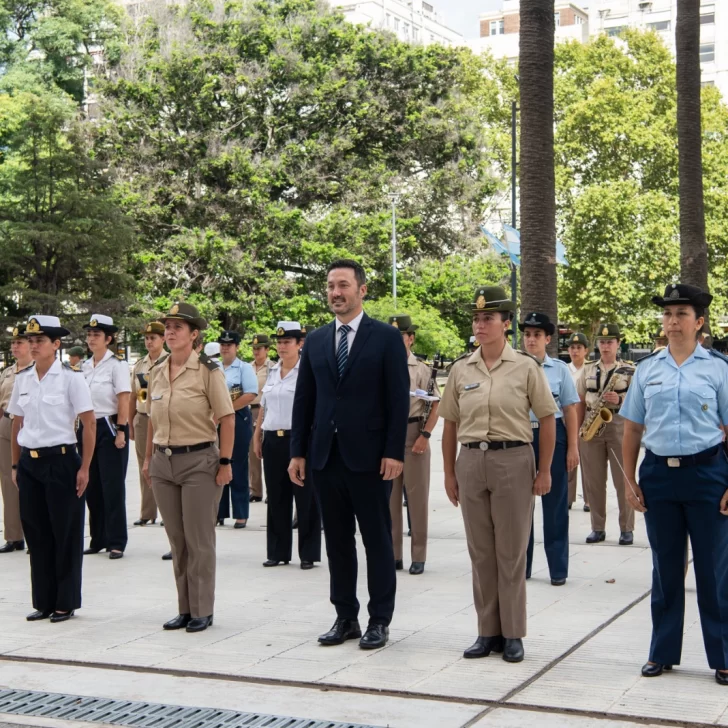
[
  {"xmin": 519, "ymin": 0, "xmax": 557, "ymax": 355},
  {"xmin": 676, "ymin": 0, "xmax": 708, "ymax": 294}
]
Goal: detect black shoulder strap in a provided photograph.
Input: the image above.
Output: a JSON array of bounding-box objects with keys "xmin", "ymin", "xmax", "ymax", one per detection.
[
  {"xmin": 447, "ymin": 352, "xmax": 470, "ymax": 370},
  {"xmin": 636, "ymin": 350, "xmax": 661, "ymax": 366},
  {"xmin": 149, "ymin": 353, "xmax": 169, "ymax": 370},
  {"xmin": 709, "ymin": 349, "xmax": 728, "ymax": 366},
  {"xmin": 199, "ymin": 352, "xmax": 220, "ymax": 372},
  {"xmin": 517, "ymin": 350, "xmax": 540, "ymax": 364}
]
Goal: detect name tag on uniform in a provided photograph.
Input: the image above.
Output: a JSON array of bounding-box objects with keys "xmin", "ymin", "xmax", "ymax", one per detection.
[
  {"xmin": 151, "ymin": 395, "xmax": 163, "ymax": 401},
  {"xmin": 646, "ymin": 381, "xmax": 662, "ymax": 387},
  {"xmin": 464, "ymin": 383, "xmax": 480, "ymax": 391}
]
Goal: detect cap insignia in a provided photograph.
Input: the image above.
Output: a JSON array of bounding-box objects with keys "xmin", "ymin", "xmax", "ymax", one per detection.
[
  {"xmin": 253, "ymin": 336, "xmax": 258, "ymax": 345},
  {"xmin": 27, "ymin": 319, "xmax": 40, "ymax": 333},
  {"xmin": 475, "ymin": 295, "xmax": 486, "ymax": 310},
  {"xmin": 525, "ymin": 316, "xmax": 539, "ymax": 326},
  {"xmin": 602, "ymin": 327, "xmax": 609, "ymax": 336},
  {"xmin": 277, "ymin": 327, "xmax": 285, "ymax": 336},
  {"xmin": 170, "ymin": 304, "xmax": 180, "ymax": 315},
  {"xmin": 12, "ymin": 327, "xmax": 18, "ymax": 337},
  {"xmin": 90, "ymin": 318, "xmax": 98, "ymax": 328},
  {"xmin": 669, "ymin": 288, "xmax": 680, "ymax": 299},
  {"xmin": 392, "ymin": 321, "xmax": 399, "ymax": 327}
]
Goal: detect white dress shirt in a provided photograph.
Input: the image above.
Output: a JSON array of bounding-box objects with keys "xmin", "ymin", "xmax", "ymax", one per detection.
[
  {"xmin": 568, "ymin": 361, "xmax": 584, "ymax": 385},
  {"xmin": 334, "ymin": 310, "xmax": 364, "ymax": 355},
  {"xmin": 82, "ymin": 350, "xmax": 131, "ymax": 417},
  {"xmin": 8, "ymin": 360, "xmax": 93, "ymax": 448},
  {"xmin": 260, "ymin": 360, "xmax": 300, "ymax": 431}
]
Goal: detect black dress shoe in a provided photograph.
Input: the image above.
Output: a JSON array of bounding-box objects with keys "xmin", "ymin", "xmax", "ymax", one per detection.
[
  {"xmin": 619, "ymin": 531, "xmax": 634, "ymax": 545},
  {"xmin": 217, "ymin": 519, "xmax": 224, "ymax": 526},
  {"xmin": 250, "ymin": 496, "xmax": 262, "ymax": 503},
  {"xmin": 0, "ymin": 540, "xmax": 24, "ymax": 553},
  {"xmin": 583, "ymin": 504, "xmax": 590, "ymax": 512},
  {"xmin": 133, "ymin": 518, "xmax": 155, "ymax": 526},
  {"xmin": 26, "ymin": 609, "xmax": 53, "ymax": 621},
  {"xmin": 263, "ymin": 559, "xmax": 289, "ymax": 567},
  {"xmin": 586, "ymin": 530, "xmax": 606, "ymax": 544},
  {"xmin": 186, "ymin": 615, "xmax": 213, "ymax": 632},
  {"xmin": 463, "ymin": 636, "xmax": 504, "ymax": 658},
  {"xmin": 234, "ymin": 521, "xmax": 247, "ymax": 529},
  {"xmin": 360, "ymin": 624, "xmax": 389, "ymax": 650},
  {"xmin": 551, "ymin": 577, "xmax": 566, "ymax": 586},
  {"xmin": 50, "ymin": 610, "xmax": 75, "ymax": 623},
  {"xmin": 568, "ymin": 503, "xmax": 572, "ymax": 510},
  {"xmin": 641, "ymin": 662, "xmax": 672, "ymax": 677},
  {"xmin": 318, "ymin": 618, "xmax": 362, "ymax": 646},
  {"xmin": 109, "ymin": 550, "xmax": 124, "ymax": 560},
  {"xmin": 395, "ymin": 559, "xmax": 403, "ymax": 571},
  {"xmin": 162, "ymin": 551, "xmax": 172, "ymax": 560},
  {"xmin": 163, "ymin": 613, "xmax": 191, "ymax": 630},
  {"xmin": 300, "ymin": 561, "xmax": 315, "ymax": 570},
  {"xmin": 83, "ymin": 547, "xmax": 103, "ymax": 555},
  {"xmin": 716, "ymin": 670, "xmax": 728, "ymax": 685},
  {"xmin": 409, "ymin": 562, "xmax": 425, "ymax": 575},
  {"xmin": 503, "ymin": 638, "xmax": 524, "ymax": 663}
]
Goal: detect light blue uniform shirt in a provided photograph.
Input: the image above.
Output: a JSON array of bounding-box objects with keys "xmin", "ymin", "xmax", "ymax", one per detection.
[
  {"xmin": 530, "ymin": 354, "xmax": 580, "ymax": 422},
  {"xmin": 619, "ymin": 344, "xmax": 728, "ymax": 456},
  {"xmin": 222, "ymin": 358, "xmax": 258, "ymax": 398}
]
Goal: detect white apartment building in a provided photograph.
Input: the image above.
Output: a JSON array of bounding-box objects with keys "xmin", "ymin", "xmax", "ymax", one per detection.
[
  {"xmin": 470, "ymin": 0, "xmax": 727, "ymax": 97},
  {"xmin": 329, "ymin": 0, "xmax": 462, "ymax": 46}
]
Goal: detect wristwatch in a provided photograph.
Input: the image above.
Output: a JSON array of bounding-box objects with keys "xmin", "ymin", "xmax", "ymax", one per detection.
[
  {"xmin": 219, "ymin": 457, "xmax": 233, "ymax": 466},
  {"xmin": 421, "ymin": 431, "xmax": 432, "ymax": 440}
]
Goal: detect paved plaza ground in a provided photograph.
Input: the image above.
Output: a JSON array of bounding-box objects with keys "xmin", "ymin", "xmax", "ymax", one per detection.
[{"xmin": 0, "ymin": 420, "xmax": 726, "ymax": 728}]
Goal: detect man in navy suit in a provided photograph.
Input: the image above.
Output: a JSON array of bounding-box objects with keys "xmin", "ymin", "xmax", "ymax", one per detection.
[{"xmin": 289, "ymin": 259, "xmax": 410, "ymax": 649}]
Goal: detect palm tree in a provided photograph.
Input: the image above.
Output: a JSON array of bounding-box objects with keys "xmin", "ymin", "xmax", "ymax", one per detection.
[
  {"xmin": 519, "ymin": 0, "xmax": 557, "ymax": 354},
  {"xmin": 676, "ymin": 0, "xmax": 709, "ymax": 297}
]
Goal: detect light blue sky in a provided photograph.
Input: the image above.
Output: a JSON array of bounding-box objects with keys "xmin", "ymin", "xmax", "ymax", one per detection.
[{"xmin": 446, "ymin": 0, "xmax": 502, "ymax": 38}]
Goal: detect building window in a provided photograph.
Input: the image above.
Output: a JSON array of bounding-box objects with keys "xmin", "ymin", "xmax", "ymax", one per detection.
[
  {"xmin": 700, "ymin": 43, "xmax": 715, "ymax": 63},
  {"xmin": 606, "ymin": 25, "xmax": 626, "ymax": 36},
  {"xmin": 554, "ymin": 11, "xmax": 561, "ymax": 27},
  {"xmin": 385, "ymin": 13, "xmax": 390, "ymax": 27},
  {"xmin": 575, "ymin": 15, "xmax": 584, "ymax": 25},
  {"xmin": 403, "ymin": 22, "xmax": 409, "ymax": 37},
  {"xmin": 490, "ymin": 19, "xmax": 504, "ymax": 35},
  {"xmin": 647, "ymin": 20, "xmax": 671, "ymax": 31},
  {"xmin": 393, "ymin": 17, "xmax": 400, "ymax": 30},
  {"xmin": 413, "ymin": 27, "xmax": 419, "ymax": 41},
  {"xmin": 700, "ymin": 12, "xmax": 715, "ymax": 25}
]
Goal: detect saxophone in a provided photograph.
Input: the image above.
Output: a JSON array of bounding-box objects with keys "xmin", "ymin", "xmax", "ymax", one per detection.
[
  {"xmin": 421, "ymin": 363, "xmax": 438, "ymax": 433},
  {"xmin": 579, "ymin": 364, "xmax": 635, "ymax": 442}
]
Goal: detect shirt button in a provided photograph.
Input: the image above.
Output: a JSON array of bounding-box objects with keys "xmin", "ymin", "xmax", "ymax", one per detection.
[{"xmin": 330, "ymin": 420, "xmax": 335, "ymax": 426}]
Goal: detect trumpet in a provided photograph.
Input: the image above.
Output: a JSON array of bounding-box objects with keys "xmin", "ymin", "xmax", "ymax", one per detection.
[{"xmin": 136, "ymin": 373, "xmax": 149, "ymax": 404}]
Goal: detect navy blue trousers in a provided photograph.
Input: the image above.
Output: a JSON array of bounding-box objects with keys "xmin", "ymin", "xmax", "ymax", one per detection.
[
  {"xmin": 218, "ymin": 408, "xmax": 252, "ymax": 521},
  {"xmin": 640, "ymin": 449, "xmax": 728, "ymax": 669},
  {"xmin": 526, "ymin": 419, "xmax": 569, "ymax": 580}
]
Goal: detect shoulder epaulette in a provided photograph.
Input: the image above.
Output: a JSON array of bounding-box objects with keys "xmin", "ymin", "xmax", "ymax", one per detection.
[
  {"xmin": 447, "ymin": 352, "xmax": 470, "ymax": 370},
  {"xmin": 635, "ymin": 350, "xmax": 661, "ymax": 366},
  {"xmin": 709, "ymin": 349, "xmax": 728, "ymax": 366},
  {"xmin": 551, "ymin": 357, "xmax": 569, "ymax": 368},
  {"xmin": 199, "ymin": 352, "xmax": 220, "ymax": 372},
  {"xmin": 517, "ymin": 350, "xmax": 540, "ymax": 364},
  {"xmin": 115, "ymin": 354, "xmax": 127, "ymax": 362},
  {"xmin": 149, "ymin": 353, "xmax": 169, "ymax": 370},
  {"xmin": 17, "ymin": 362, "xmax": 36, "ymax": 375}
]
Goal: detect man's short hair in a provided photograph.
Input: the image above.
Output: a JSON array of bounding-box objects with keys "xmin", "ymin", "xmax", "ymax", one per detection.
[{"xmin": 327, "ymin": 259, "xmax": 366, "ymax": 287}]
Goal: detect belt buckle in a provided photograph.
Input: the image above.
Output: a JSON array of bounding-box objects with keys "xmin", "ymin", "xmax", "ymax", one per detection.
[
  {"xmin": 164, "ymin": 447, "xmax": 173, "ymax": 457},
  {"xmin": 277, "ymin": 430, "xmax": 285, "ymax": 437},
  {"xmin": 667, "ymin": 457, "xmax": 681, "ymax": 468},
  {"xmin": 531, "ymin": 422, "xmax": 539, "ymax": 429},
  {"xmin": 30, "ymin": 450, "xmax": 39, "ymax": 459},
  {"xmin": 478, "ymin": 442, "xmax": 489, "ymax": 451}
]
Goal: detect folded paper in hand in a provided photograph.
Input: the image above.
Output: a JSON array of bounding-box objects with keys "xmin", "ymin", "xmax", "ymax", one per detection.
[{"xmin": 410, "ymin": 389, "xmax": 440, "ymax": 402}]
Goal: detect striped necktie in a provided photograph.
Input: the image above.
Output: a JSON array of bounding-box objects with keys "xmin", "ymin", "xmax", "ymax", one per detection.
[{"xmin": 336, "ymin": 324, "xmax": 351, "ymax": 377}]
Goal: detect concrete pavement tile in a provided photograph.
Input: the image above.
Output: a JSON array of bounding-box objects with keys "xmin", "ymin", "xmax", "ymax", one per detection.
[{"xmin": 471, "ymin": 708, "xmax": 667, "ymax": 727}]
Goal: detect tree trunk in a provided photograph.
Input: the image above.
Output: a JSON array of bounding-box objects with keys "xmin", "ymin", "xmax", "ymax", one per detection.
[
  {"xmin": 676, "ymin": 0, "xmax": 709, "ymax": 295},
  {"xmin": 519, "ymin": 0, "xmax": 557, "ymax": 355}
]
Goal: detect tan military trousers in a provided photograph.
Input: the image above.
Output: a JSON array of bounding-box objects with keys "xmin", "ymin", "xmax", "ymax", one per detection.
[
  {"xmin": 0, "ymin": 415, "xmax": 23, "ymax": 542},
  {"xmin": 390, "ymin": 421, "xmax": 430, "ymax": 563},
  {"xmin": 456, "ymin": 443, "xmax": 535, "ymax": 639},
  {"xmin": 151, "ymin": 446, "xmax": 222, "ymax": 618},
  {"xmin": 580, "ymin": 415, "xmax": 634, "ymax": 532},
  {"xmin": 249, "ymin": 406, "xmax": 264, "ymax": 498},
  {"xmin": 567, "ymin": 441, "xmax": 588, "ymax": 506},
  {"xmin": 133, "ymin": 413, "xmax": 158, "ymax": 521}
]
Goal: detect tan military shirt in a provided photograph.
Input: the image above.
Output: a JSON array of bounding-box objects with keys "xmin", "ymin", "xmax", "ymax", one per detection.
[
  {"xmin": 0, "ymin": 362, "xmax": 34, "ymax": 413},
  {"xmin": 439, "ymin": 343, "xmax": 558, "ymax": 443},
  {"xmin": 148, "ymin": 351, "xmax": 234, "ymax": 446},
  {"xmin": 576, "ymin": 359, "xmax": 634, "ymax": 413},
  {"xmin": 131, "ymin": 353, "xmax": 166, "ymax": 415},
  {"xmin": 407, "ymin": 354, "xmax": 442, "ymax": 419},
  {"xmin": 251, "ymin": 359, "xmax": 273, "ymax": 407}
]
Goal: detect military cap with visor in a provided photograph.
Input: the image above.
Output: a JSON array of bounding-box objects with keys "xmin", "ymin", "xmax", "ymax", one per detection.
[
  {"xmin": 651, "ymin": 283, "xmax": 713, "ymax": 309},
  {"xmin": 159, "ymin": 302, "xmax": 208, "ymax": 330},
  {"xmin": 388, "ymin": 315, "xmax": 418, "ymax": 334},
  {"xmin": 218, "ymin": 330, "xmax": 241, "ymax": 346},
  {"xmin": 67, "ymin": 345, "xmax": 86, "ymax": 358},
  {"xmin": 251, "ymin": 333, "xmax": 271, "ymax": 348},
  {"xmin": 567, "ymin": 332, "xmax": 589, "ymax": 348},
  {"xmin": 273, "ymin": 321, "xmax": 304, "ymax": 339},
  {"xmin": 143, "ymin": 321, "xmax": 165, "ymax": 336},
  {"xmin": 469, "ymin": 286, "xmax": 514, "ymax": 313},
  {"xmin": 518, "ymin": 312, "xmax": 556, "ymax": 336},
  {"xmin": 25, "ymin": 315, "xmax": 70, "ymax": 338},
  {"xmin": 83, "ymin": 313, "xmax": 118, "ymax": 334},
  {"xmin": 595, "ymin": 323, "xmax": 621, "ymax": 340},
  {"xmin": 11, "ymin": 323, "xmax": 28, "ymax": 340}
]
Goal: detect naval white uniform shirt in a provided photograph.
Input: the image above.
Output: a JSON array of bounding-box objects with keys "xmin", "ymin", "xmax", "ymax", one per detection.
[
  {"xmin": 261, "ymin": 361, "xmax": 300, "ymax": 432},
  {"xmin": 82, "ymin": 350, "xmax": 131, "ymax": 417}
]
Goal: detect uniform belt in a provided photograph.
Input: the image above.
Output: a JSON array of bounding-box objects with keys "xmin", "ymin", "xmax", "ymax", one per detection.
[
  {"xmin": 136, "ymin": 412, "xmax": 149, "ymax": 417},
  {"xmin": 463, "ymin": 441, "xmax": 527, "ymax": 451},
  {"xmin": 531, "ymin": 422, "xmax": 539, "ymax": 429},
  {"xmin": 648, "ymin": 445, "xmax": 721, "ymax": 468},
  {"xmin": 156, "ymin": 442, "xmax": 214, "ymax": 457},
  {"xmin": 408, "ymin": 416, "xmax": 424, "ymax": 424},
  {"xmin": 23, "ymin": 445, "xmax": 76, "ymax": 459},
  {"xmin": 264, "ymin": 429, "xmax": 291, "ymax": 438},
  {"xmin": 2, "ymin": 412, "xmax": 11, "ymax": 419},
  {"xmin": 250, "ymin": 404, "xmax": 261, "ymax": 409}
]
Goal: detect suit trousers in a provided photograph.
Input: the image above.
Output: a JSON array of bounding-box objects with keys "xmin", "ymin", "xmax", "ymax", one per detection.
[
  {"xmin": 0, "ymin": 415, "xmax": 23, "ymax": 542},
  {"xmin": 79, "ymin": 417, "xmax": 129, "ymax": 553},
  {"xmin": 640, "ymin": 450, "xmax": 728, "ymax": 670},
  {"xmin": 263, "ymin": 433, "xmax": 321, "ymax": 563},
  {"xmin": 526, "ymin": 419, "xmax": 569, "ymax": 580},
  {"xmin": 580, "ymin": 415, "xmax": 634, "ymax": 533},
  {"xmin": 218, "ymin": 408, "xmax": 251, "ymax": 521},
  {"xmin": 151, "ymin": 446, "xmax": 222, "ymax": 618},
  {"xmin": 390, "ymin": 420, "xmax": 430, "ymax": 563},
  {"xmin": 314, "ymin": 437, "xmax": 396, "ymax": 626},
  {"xmin": 18, "ymin": 448, "xmax": 84, "ymax": 612},
  {"xmin": 456, "ymin": 443, "xmax": 535, "ymax": 639},
  {"xmin": 133, "ymin": 413, "xmax": 158, "ymax": 521},
  {"xmin": 249, "ymin": 405, "xmax": 264, "ymax": 498},
  {"xmin": 567, "ymin": 441, "xmax": 588, "ymax": 506}
]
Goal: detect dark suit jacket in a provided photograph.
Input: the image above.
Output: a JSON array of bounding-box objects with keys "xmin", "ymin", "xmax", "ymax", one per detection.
[{"xmin": 291, "ymin": 313, "xmax": 410, "ymax": 473}]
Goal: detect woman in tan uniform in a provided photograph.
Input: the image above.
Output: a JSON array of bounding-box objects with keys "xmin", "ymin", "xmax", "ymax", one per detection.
[
  {"xmin": 439, "ymin": 286, "xmax": 558, "ymax": 664},
  {"xmin": 143, "ymin": 302, "xmax": 234, "ymax": 633},
  {"xmin": 0, "ymin": 324, "xmax": 32, "ymax": 553}
]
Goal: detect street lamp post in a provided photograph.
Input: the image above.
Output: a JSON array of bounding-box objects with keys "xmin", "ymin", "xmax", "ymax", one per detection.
[
  {"xmin": 511, "ymin": 100, "xmax": 519, "ymax": 349},
  {"xmin": 388, "ymin": 193, "xmax": 400, "ymax": 307}
]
